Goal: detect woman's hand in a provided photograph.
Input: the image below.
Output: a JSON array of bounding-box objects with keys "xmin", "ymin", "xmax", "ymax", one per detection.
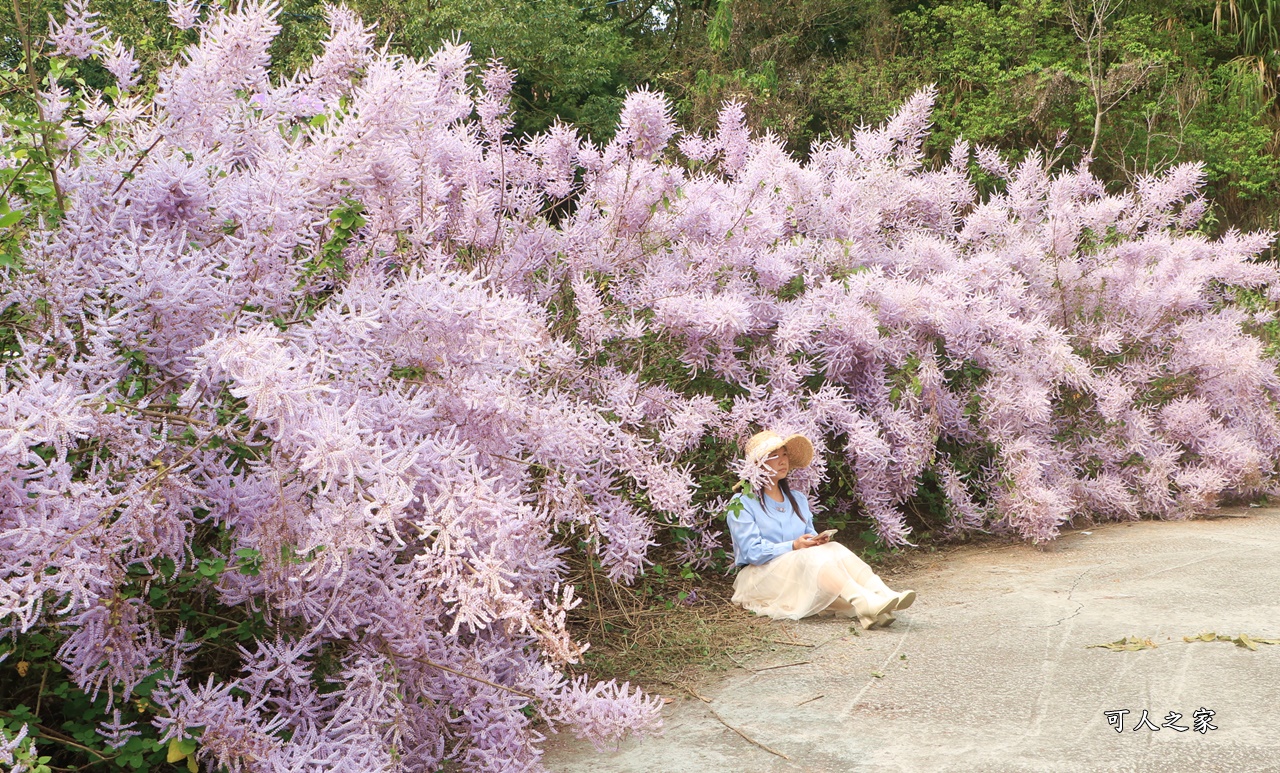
[{"xmin": 792, "ymin": 533, "xmax": 824, "ymax": 550}]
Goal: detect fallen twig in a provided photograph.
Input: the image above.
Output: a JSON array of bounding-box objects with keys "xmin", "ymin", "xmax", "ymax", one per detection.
[
  {"xmin": 656, "ymin": 679, "xmax": 712, "ymax": 703},
  {"xmin": 753, "ymin": 660, "xmax": 811, "ymax": 673},
  {"xmin": 766, "ymin": 637, "xmax": 814, "ymax": 647},
  {"xmin": 687, "ymin": 687, "xmax": 712, "ymax": 703},
  {"xmin": 810, "ymin": 632, "xmax": 852, "ymax": 650},
  {"xmin": 796, "ymin": 694, "xmax": 825, "ymax": 707},
  {"xmin": 709, "ymin": 707, "xmax": 791, "ymax": 761},
  {"xmin": 779, "ymin": 627, "xmax": 808, "ymax": 647}
]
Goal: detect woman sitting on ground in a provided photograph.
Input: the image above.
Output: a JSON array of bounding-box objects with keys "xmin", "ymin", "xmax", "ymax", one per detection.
[{"xmin": 726, "ymin": 430, "xmax": 915, "ymax": 629}]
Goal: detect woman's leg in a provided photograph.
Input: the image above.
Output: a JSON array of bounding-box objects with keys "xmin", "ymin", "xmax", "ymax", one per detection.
[
  {"xmin": 815, "ymin": 557, "xmax": 855, "ymax": 597},
  {"xmin": 832, "ymin": 543, "xmax": 916, "ymax": 610},
  {"xmin": 813, "ymin": 548, "xmax": 895, "ymax": 626},
  {"xmin": 831, "ymin": 545, "xmax": 894, "ymax": 594},
  {"xmin": 814, "ymin": 545, "xmax": 871, "ymax": 598}
]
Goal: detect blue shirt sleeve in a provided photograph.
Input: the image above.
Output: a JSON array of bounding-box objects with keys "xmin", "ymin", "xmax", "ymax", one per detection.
[{"xmin": 726, "ymin": 494, "xmax": 795, "ymax": 566}]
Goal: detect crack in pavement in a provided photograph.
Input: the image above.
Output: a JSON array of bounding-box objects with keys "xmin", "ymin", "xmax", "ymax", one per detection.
[{"xmin": 1030, "ymin": 567, "xmax": 1093, "ymax": 629}]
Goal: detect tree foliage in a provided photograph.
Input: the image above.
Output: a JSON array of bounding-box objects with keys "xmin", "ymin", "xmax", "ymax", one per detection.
[
  {"xmin": 5, "ymin": 0, "xmax": 1277, "ymax": 233},
  {"xmin": 651, "ymin": 0, "xmax": 1280, "ymax": 235}
]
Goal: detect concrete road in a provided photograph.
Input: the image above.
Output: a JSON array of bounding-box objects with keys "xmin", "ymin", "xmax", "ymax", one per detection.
[{"xmin": 542, "ymin": 507, "xmax": 1280, "ymax": 773}]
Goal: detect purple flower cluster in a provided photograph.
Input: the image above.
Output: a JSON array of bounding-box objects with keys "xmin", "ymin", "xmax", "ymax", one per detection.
[{"xmin": 3, "ymin": 1, "xmax": 1279, "ymax": 769}]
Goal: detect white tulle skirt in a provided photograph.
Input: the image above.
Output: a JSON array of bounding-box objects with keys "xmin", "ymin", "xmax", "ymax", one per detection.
[{"xmin": 731, "ymin": 542, "xmax": 893, "ymax": 621}]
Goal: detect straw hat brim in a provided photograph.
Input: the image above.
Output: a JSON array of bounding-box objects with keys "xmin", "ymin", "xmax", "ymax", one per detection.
[
  {"xmin": 780, "ymin": 434, "xmax": 815, "ymax": 468},
  {"xmin": 745, "ymin": 431, "xmax": 815, "ymax": 469}
]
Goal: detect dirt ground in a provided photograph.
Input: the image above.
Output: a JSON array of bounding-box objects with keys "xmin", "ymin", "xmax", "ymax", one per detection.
[{"xmin": 543, "ymin": 507, "xmax": 1280, "ymax": 773}]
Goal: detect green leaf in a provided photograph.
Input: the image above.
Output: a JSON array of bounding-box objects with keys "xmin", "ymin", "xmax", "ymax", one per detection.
[
  {"xmin": 0, "ymin": 211, "xmax": 23, "ymax": 228},
  {"xmin": 707, "ymin": 0, "xmax": 734, "ymax": 51},
  {"xmin": 167, "ymin": 737, "xmax": 199, "ymax": 763},
  {"xmin": 196, "ymin": 558, "xmax": 226, "ymax": 577},
  {"xmin": 201, "ymin": 624, "xmax": 227, "ymax": 641}
]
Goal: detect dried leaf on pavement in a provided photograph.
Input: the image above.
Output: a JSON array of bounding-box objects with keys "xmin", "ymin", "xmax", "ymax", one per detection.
[{"xmin": 1088, "ymin": 636, "xmax": 1158, "ymax": 651}]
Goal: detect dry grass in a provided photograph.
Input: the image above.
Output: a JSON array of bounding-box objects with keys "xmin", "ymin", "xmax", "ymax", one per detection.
[{"xmin": 563, "ymin": 558, "xmax": 780, "ymax": 694}]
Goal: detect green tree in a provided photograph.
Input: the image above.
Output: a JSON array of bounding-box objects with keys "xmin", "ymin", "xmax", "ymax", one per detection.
[{"xmin": 271, "ymin": 0, "xmax": 638, "ymax": 139}]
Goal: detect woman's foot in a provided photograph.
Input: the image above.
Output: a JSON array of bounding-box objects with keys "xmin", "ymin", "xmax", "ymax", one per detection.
[{"xmin": 852, "ymin": 593, "xmax": 898, "ymax": 629}]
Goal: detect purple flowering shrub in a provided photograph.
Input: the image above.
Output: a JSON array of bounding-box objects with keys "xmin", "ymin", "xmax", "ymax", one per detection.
[{"xmin": 2, "ymin": 1, "xmax": 1279, "ymax": 770}]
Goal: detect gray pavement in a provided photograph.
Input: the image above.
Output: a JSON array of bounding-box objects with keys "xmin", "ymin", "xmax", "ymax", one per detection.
[{"xmin": 542, "ymin": 507, "xmax": 1280, "ymax": 773}]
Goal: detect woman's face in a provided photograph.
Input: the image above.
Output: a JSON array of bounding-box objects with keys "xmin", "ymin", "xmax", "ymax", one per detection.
[{"xmin": 764, "ymin": 445, "xmax": 790, "ymax": 483}]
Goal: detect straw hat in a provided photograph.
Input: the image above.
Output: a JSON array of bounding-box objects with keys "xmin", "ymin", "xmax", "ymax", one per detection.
[{"xmin": 743, "ymin": 430, "xmax": 815, "ymax": 469}]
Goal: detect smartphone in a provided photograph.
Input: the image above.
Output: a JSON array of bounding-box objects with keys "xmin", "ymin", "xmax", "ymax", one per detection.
[{"xmin": 817, "ymin": 529, "xmax": 837, "ymax": 540}]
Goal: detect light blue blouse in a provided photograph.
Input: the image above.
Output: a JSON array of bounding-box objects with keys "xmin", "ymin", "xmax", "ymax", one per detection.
[{"xmin": 726, "ymin": 488, "xmax": 816, "ymax": 567}]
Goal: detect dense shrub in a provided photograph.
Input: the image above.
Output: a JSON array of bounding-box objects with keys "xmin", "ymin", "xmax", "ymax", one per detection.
[{"xmin": 1, "ymin": 2, "xmax": 1278, "ymax": 770}]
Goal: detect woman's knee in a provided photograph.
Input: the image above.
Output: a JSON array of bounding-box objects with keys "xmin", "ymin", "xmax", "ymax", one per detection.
[{"xmin": 816, "ymin": 561, "xmax": 851, "ymax": 593}]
